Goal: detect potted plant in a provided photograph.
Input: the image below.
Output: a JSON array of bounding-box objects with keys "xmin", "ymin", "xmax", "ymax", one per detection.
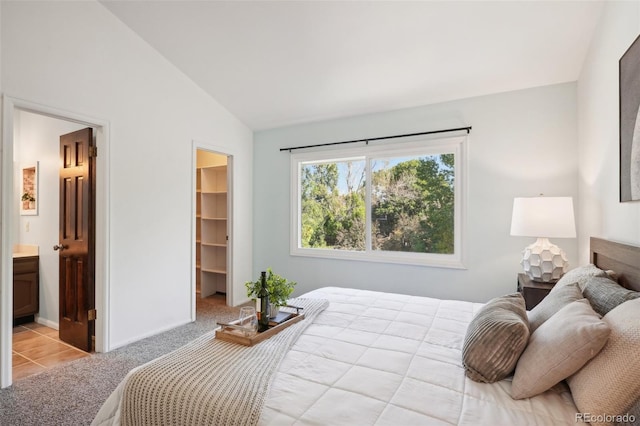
[
  {"xmin": 21, "ymin": 191, "xmax": 35, "ymax": 209},
  {"xmin": 245, "ymin": 268, "xmax": 296, "ymax": 317}
]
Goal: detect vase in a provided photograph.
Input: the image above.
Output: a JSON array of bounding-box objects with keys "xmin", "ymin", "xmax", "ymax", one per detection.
[{"xmin": 269, "ymin": 304, "xmax": 280, "ymax": 319}]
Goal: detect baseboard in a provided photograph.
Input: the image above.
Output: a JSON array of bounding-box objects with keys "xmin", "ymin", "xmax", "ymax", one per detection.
[
  {"xmin": 35, "ymin": 316, "xmax": 59, "ymax": 330},
  {"xmin": 109, "ymin": 318, "xmax": 193, "ymax": 351}
]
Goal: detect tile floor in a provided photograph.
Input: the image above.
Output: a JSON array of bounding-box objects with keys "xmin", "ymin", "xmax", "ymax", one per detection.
[
  {"xmin": 12, "ymin": 293, "xmax": 227, "ymax": 382},
  {"xmin": 12, "ymin": 322, "xmax": 90, "ymax": 381}
]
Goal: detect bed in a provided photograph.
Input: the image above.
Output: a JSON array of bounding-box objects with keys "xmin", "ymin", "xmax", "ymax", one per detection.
[{"xmin": 92, "ymin": 237, "xmax": 640, "ymax": 426}]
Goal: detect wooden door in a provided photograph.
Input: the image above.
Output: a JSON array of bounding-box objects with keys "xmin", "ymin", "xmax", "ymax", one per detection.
[{"xmin": 57, "ymin": 128, "xmax": 95, "ymax": 352}]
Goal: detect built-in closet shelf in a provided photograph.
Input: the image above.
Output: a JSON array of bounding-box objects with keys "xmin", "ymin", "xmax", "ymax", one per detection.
[
  {"xmin": 202, "ymin": 268, "xmax": 227, "ymax": 274},
  {"xmin": 196, "ymin": 157, "xmax": 228, "ymax": 297}
]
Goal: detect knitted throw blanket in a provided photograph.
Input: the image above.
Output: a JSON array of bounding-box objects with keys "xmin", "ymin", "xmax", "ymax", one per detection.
[{"xmin": 119, "ymin": 298, "xmax": 329, "ymax": 426}]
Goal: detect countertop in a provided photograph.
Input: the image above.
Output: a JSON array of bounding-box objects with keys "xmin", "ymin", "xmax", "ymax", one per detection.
[{"xmin": 13, "ymin": 244, "xmax": 38, "ymax": 258}]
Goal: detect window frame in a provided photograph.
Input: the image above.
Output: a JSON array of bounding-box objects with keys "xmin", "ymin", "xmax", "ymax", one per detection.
[{"xmin": 290, "ymin": 135, "xmax": 467, "ymax": 268}]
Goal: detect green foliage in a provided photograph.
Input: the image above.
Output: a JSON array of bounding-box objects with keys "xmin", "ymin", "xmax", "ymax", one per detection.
[
  {"xmin": 372, "ymin": 154, "xmax": 454, "ymax": 254},
  {"xmin": 301, "ymin": 162, "xmax": 366, "ymax": 250},
  {"xmin": 245, "ymin": 268, "xmax": 297, "ymax": 307},
  {"xmin": 300, "ymin": 154, "xmax": 455, "ymax": 255}
]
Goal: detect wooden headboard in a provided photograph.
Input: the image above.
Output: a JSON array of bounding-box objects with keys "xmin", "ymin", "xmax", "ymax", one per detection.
[{"xmin": 590, "ymin": 237, "xmax": 640, "ymax": 291}]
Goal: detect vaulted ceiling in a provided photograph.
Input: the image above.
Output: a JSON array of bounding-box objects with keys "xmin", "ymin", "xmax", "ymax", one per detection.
[{"xmin": 101, "ymin": 1, "xmax": 604, "ymax": 131}]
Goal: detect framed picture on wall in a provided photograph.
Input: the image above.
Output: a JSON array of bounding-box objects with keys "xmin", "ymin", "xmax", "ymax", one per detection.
[
  {"xmin": 20, "ymin": 162, "xmax": 38, "ymax": 216},
  {"xmin": 620, "ymin": 34, "xmax": 640, "ymax": 202}
]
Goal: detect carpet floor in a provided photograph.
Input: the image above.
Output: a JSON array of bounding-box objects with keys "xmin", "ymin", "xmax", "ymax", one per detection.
[{"xmin": 0, "ymin": 297, "xmax": 244, "ymax": 426}]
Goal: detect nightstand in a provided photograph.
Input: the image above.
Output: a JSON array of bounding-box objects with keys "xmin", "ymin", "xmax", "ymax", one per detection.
[{"xmin": 517, "ymin": 273, "xmax": 555, "ymax": 310}]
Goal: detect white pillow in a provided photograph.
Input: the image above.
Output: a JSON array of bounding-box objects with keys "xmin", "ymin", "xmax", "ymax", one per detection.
[{"xmin": 512, "ymin": 299, "xmax": 610, "ymax": 400}]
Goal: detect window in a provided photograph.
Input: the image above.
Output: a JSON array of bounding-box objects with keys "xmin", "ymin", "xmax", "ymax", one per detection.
[{"xmin": 290, "ymin": 136, "xmax": 467, "ymax": 268}]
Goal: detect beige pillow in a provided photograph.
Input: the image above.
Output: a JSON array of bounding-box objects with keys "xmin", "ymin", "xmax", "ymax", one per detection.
[
  {"xmin": 568, "ymin": 298, "xmax": 640, "ymax": 426},
  {"xmin": 551, "ymin": 264, "xmax": 607, "ymax": 294},
  {"xmin": 462, "ymin": 293, "xmax": 529, "ymax": 383},
  {"xmin": 605, "ymin": 269, "xmax": 619, "ymax": 282},
  {"xmin": 527, "ymin": 282, "xmax": 583, "ymax": 333},
  {"xmin": 512, "ymin": 299, "xmax": 610, "ymax": 399}
]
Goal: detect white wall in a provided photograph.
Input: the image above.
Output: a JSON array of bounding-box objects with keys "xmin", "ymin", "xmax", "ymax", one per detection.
[
  {"xmin": 577, "ymin": 0, "xmax": 640, "ymax": 260},
  {"xmin": 14, "ymin": 110, "xmax": 87, "ymax": 327},
  {"xmin": 1, "ymin": 1, "xmax": 253, "ymax": 349},
  {"xmin": 254, "ymin": 83, "xmax": 579, "ymax": 303}
]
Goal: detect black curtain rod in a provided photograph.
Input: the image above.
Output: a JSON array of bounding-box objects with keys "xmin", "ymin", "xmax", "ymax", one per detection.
[{"xmin": 280, "ymin": 126, "xmax": 471, "ymax": 152}]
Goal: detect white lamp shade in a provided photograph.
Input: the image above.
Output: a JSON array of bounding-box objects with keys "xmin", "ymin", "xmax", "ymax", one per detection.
[{"xmin": 510, "ymin": 197, "xmax": 576, "ymax": 238}]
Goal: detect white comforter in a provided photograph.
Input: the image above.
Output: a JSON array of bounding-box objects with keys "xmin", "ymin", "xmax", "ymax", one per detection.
[
  {"xmin": 260, "ymin": 287, "xmax": 582, "ymax": 425},
  {"xmin": 94, "ymin": 287, "xmax": 583, "ymax": 425}
]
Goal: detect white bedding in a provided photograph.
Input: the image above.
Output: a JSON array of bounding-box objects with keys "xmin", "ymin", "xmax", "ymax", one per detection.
[
  {"xmin": 94, "ymin": 287, "xmax": 584, "ymax": 425},
  {"xmin": 261, "ymin": 287, "xmax": 582, "ymax": 425}
]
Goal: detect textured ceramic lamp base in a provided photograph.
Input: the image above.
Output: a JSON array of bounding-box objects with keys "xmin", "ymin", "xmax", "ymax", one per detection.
[{"xmin": 521, "ymin": 237, "xmax": 569, "ymax": 283}]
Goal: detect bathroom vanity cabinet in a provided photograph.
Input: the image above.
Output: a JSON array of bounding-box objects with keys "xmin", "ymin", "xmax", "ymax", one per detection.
[{"xmin": 13, "ymin": 256, "xmax": 39, "ymax": 320}]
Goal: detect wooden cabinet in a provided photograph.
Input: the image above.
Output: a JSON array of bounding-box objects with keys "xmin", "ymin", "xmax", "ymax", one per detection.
[
  {"xmin": 196, "ymin": 152, "xmax": 228, "ymax": 297},
  {"xmin": 13, "ymin": 256, "xmax": 39, "ymax": 319},
  {"xmin": 517, "ymin": 273, "xmax": 554, "ymax": 310}
]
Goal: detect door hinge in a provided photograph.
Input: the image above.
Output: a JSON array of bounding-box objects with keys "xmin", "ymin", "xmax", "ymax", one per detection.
[
  {"xmin": 89, "ymin": 146, "xmax": 97, "ymax": 157},
  {"xmin": 88, "ymin": 309, "xmax": 97, "ymax": 321}
]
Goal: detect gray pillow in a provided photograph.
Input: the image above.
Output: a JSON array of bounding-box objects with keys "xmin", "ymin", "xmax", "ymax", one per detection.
[
  {"xmin": 581, "ymin": 276, "xmax": 640, "ymax": 316},
  {"xmin": 550, "ymin": 264, "xmax": 607, "ymax": 294},
  {"xmin": 616, "ymin": 400, "xmax": 639, "ymax": 426},
  {"xmin": 527, "ymin": 282, "xmax": 583, "ymax": 333},
  {"xmin": 462, "ymin": 293, "xmax": 529, "ymax": 383}
]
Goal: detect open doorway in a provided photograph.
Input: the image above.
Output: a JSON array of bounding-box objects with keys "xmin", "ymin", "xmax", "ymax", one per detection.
[
  {"xmin": 195, "ymin": 149, "xmax": 231, "ymax": 313},
  {"xmin": 192, "ymin": 145, "xmax": 234, "ymax": 321},
  {"xmin": 1, "ymin": 98, "xmax": 110, "ymax": 389},
  {"xmin": 10, "ymin": 112, "xmax": 93, "ymax": 380}
]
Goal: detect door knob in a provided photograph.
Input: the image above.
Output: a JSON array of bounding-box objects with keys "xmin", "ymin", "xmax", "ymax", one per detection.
[{"xmin": 53, "ymin": 244, "xmax": 67, "ymax": 251}]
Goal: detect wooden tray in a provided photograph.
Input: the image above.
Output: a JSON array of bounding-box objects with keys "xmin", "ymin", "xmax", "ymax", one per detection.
[{"xmin": 215, "ymin": 313, "xmax": 305, "ymax": 346}]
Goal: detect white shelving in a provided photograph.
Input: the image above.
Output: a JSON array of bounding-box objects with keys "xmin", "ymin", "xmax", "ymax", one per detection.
[{"xmin": 196, "ymin": 153, "xmax": 228, "ymax": 298}]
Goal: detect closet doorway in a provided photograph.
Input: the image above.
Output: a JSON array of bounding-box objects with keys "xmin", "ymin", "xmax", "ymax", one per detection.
[{"xmin": 195, "ymin": 149, "xmax": 231, "ymax": 309}]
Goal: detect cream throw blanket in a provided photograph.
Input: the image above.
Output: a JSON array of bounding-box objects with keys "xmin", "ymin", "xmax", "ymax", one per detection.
[{"xmin": 119, "ymin": 298, "xmax": 328, "ymax": 426}]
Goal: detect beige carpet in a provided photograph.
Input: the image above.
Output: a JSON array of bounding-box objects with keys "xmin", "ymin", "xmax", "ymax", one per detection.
[{"xmin": 0, "ymin": 296, "xmax": 246, "ymax": 426}]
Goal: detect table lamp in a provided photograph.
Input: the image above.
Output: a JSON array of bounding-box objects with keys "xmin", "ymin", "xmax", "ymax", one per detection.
[{"xmin": 510, "ymin": 196, "xmax": 576, "ymax": 282}]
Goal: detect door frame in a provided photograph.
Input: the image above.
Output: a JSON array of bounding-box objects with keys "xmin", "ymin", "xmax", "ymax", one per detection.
[
  {"xmin": 191, "ymin": 141, "xmax": 234, "ymax": 320},
  {"xmin": 0, "ymin": 96, "xmax": 111, "ymax": 388}
]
